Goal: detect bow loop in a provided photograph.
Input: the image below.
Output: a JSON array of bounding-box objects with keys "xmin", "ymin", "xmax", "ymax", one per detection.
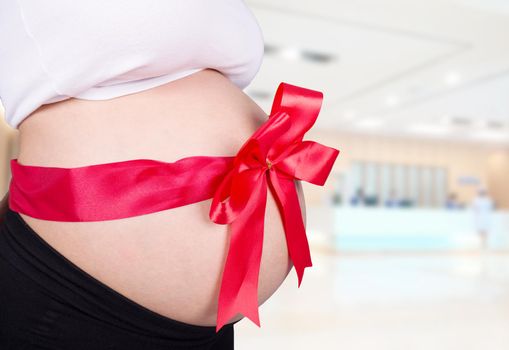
[
  {"xmin": 236, "ymin": 111, "xmax": 292, "ymax": 165},
  {"xmin": 268, "ymin": 84, "xmax": 324, "ymax": 154},
  {"xmin": 276, "ymin": 140, "xmax": 340, "ymax": 185}
]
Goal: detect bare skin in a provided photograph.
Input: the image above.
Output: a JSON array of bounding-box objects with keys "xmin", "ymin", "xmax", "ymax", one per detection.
[{"xmin": 5, "ymin": 68, "xmax": 306, "ymax": 326}]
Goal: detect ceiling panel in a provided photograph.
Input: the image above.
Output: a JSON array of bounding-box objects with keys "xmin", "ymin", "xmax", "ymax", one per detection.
[{"xmin": 246, "ymin": 0, "xmax": 509, "ymax": 144}]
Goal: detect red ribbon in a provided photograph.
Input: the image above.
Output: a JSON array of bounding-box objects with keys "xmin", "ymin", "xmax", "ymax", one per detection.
[{"xmin": 7, "ymin": 82, "xmax": 340, "ymax": 333}]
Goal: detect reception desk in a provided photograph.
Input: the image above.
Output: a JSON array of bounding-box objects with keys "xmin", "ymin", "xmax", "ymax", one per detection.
[{"xmin": 307, "ymin": 206, "xmax": 509, "ymax": 252}]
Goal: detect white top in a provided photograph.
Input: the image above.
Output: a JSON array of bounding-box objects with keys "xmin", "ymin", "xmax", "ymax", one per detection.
[{"xmin": 0, "ymin": 0, "xmax": 265, "ymax": 129}]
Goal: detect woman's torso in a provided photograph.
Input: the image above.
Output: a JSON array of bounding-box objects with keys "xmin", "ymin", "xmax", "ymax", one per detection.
[{"xmin": 15, "ymin": 68, "xmax": 303, "ymax": 326}]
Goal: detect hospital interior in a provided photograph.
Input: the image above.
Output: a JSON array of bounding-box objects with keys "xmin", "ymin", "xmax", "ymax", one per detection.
[{"xmin": 1, "ymin": 0, "xmax": 509, "ymax": 349}]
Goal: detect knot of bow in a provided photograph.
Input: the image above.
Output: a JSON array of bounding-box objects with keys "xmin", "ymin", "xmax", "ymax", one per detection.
[{"xmin": 209, "ymin": 82, "xmax": 340, "ymax": 333}]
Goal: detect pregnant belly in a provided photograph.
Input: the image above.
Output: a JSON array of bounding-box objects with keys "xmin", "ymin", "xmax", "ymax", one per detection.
[{"xmin": 15, "ymin": 68, "xmax": 305, "ymax": 327}]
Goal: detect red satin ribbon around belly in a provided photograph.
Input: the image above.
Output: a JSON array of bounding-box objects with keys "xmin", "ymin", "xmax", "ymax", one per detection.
[{"xmin": 8, "ymin": 82, "xmax": 340, "ymax": 333}]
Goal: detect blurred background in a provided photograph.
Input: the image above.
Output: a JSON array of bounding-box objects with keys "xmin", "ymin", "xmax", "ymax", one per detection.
[{"xmin": 1, "ymin": 0, "xmax": 509, "ymax": 349}]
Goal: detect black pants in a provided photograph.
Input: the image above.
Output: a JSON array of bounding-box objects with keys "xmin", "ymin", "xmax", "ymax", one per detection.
[{"xmin": 0, "ymin": 207, "xmax": 237, "ymax": 349}]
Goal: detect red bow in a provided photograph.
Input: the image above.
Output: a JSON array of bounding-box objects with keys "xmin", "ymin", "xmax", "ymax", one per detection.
[
  {"xmin": 7, "ymin": 81, "xmax": 339, "ymax": 335},
  {"xmin": 209, "ymin": 82, "xmax": 340, "ymax": 332}
]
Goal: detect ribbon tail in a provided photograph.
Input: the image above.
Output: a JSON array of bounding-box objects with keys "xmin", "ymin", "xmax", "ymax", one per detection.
[
  {"xmin": 215, "ymin": 176, "xmax": 268, "ymax": 333},
  {"xmin": 268, "ymin": 171, "xmax": 312, "ymax": 288}
]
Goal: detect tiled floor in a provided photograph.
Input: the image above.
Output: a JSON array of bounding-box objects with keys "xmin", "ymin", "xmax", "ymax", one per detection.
[{"xmin": 235, "ymin": 249, "xmax": 509, "ymax": 350}]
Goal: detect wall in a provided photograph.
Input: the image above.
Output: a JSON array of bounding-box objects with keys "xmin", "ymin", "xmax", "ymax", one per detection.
[
  {"xmin": 0, "ymin": 118, "xmax": 16, "ymax": 196},
  {"xmin": 304, "ymin": 129, "xmax": 509, "ymax": 209},
  {"xmin": 486, "ymin": 151, "xmax": 509, "ymax": 208}
]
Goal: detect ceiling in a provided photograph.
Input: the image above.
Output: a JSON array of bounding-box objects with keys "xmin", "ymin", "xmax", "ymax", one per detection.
[{"xmin": 245, "ymin": 0, "xmax": 509, "ymax": 145}]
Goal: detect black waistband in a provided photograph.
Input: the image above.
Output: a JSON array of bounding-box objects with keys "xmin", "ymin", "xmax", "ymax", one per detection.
[{"xmin": 0, "ymin": 207, "xmax": 236, "ymax": 345}]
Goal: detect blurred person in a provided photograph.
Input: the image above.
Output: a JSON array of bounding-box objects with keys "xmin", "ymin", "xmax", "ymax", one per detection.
[
  {"xmin": 398, "ymin": 198, "xmax": 414, "ymax": 208},
  {"xmin": 471, "ymin": 187, "xmax": 495, "ymax": 250},
  {"xmin": 350, "ymin": 187, "xmax": 366, "ymax": 206},
  {"xmin": 331, "ymin": 189, "xmax": 342, "ymax": 206},
  {"xmin": 364, "ymin": 194, "xmax": 379, "ymax": 207},
  {"xmin": 445, "ymin": 192, "xmax": 460, "ymax": 209},
  {"xmin": 327, "ymin": 176, "xmax": 343, "ymax": 206},
  {"xmin": 384, "ymin": 189, "xmax": 400, "ymax": 208}
]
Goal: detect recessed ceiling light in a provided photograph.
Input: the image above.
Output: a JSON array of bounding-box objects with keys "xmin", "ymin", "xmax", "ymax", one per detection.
[
  {"xmin": 486, "ymin": 120, "xmax": 505, "ymax": 129},
  {"xmin": 341, "ymin": 110, "xmax": 357, "ymax": 121},
  {"xmin": 279, "ymin": 47, "xmax": 302, "ymax": 61},
  {"xmin": 384, "ymin": 95, "xmax": 400, "ymax": 107},
  {"xmin": 450, "ymin": 116, "xmax": 472, "ymax": 126},
  {"xmin": 300, "ymin": 50, "xmax": 336, "ymax": 63},
  {"xmin": 263, "ymin": 44, "xmax": 279, "ymax": 55},
  {"xmin": 355, "ymin": 118, "xmax": 384, "ymax": 129},
  {"xmin": 444, "ymin": 71, "xmax": 461, "ymax": 86}
]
